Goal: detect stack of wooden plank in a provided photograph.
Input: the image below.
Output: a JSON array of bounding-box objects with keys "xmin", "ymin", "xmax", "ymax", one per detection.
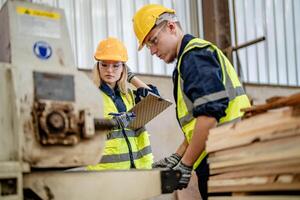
[{"xmin": 206, "ymin": 93, "xmax": 300, "ymax": 199}]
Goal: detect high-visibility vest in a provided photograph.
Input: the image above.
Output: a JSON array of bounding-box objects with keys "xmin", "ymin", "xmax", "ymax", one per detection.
[
  {"xmin": 176, "ymin": 38, "xmax": 251, "ymax": 169},
  {"xmin": 87, "ymin": 89, "xmax": 153, "ymax": 170}
]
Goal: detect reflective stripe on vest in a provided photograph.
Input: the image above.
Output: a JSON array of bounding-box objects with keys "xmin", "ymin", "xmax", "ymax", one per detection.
[
  {"xmin": 176, "ymin": 38, "xmax": 250, "ymax": 169},
  {"xmin": 100, "ymin": 145, "xmax": 152, "ymax": 163},
  {"xmin": 106, "ymin": 127, "xmax": 146, "ymax": 140},
  {"xmin": 87, "ymin": 89, "xmax": 153, "ymax": 170}
]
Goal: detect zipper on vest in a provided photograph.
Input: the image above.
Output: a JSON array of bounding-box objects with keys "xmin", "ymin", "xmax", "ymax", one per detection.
[{"xmin": 121, "ymin": 128, "xmax": 136, "ymax": 169}]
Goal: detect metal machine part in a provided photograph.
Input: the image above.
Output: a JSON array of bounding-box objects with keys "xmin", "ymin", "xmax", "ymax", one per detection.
[
  {"xmin": 34, "ymin": 100, "xmax": 80, "ymax": 145},
  {"xmin": 32, "ymin": 71, "xmax": 116, "ymax": 145},
  {"xmin": 23, "ymin": 170, "xmax": 181, "ymax": 200},
  {"xmin": 33, "ymin": 99, "xmax": 116, "ymax": 145}
]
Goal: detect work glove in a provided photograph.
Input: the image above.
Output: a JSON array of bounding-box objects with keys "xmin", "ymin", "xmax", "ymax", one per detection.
[
  {"xmin": 109, "ymin": 112, "xmax": 136, "ymax": 129},
  {"xmin": 173, "ymin": 161, "xmax": 193, "ymax": 190},
  {"xmin": 134, "ymin": 84, "xmax": 160, "ymax": 103},
  {"xmin": 152, "ymin": 153, "xmax": 182, "ymax": 169},
  {"xmin": 127, "ymin": 65, "xmax": 136, "ymax": 83}
]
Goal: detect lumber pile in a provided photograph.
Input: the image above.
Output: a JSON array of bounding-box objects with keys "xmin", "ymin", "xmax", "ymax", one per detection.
[{"xmin": 206, "ymin": 93, "xmax": 300, "ymax": 199}]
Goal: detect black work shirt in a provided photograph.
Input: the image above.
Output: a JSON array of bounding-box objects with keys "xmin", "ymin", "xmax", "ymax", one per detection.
[{"xmin": 173, "ymin": 34, "xmax": 229, "ymax": 121}]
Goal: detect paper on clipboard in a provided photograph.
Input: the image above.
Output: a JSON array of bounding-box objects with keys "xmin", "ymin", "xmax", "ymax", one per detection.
[{"xmin": 128, "ymin": 94, "xmax": 172, "ymax": 129}]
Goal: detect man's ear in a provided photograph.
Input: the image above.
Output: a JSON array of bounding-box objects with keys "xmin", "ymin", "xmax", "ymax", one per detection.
[{"xmin": 167, "ymin": 21, "xmax": 176, "ymax": 33}]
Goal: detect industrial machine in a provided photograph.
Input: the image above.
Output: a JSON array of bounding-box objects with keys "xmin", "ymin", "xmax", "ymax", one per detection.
[{"xmin": 0, "ymin": 1, "xmax": 179, "ymax": 199}]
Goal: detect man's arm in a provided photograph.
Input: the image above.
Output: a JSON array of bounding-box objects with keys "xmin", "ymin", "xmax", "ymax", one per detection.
[
  {"xmin": 175, "ymin": 137, "xmax": 188, "ymax": 157},
  {"xmin": 152, "ymin": 137, "xmax": 188, "ymax": 168},
  {"xmin": 181, "ymin": 115, "xmax": 217, "ymax": 166},
  {"xmin": 172, "ymin": 116, "xmax": 216, "ymax": 189}
]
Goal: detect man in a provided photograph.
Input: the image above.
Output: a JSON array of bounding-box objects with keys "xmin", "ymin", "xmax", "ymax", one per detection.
[{"xmin": 132, "ymin": 4, "xmax": 251, "ymax": 200}]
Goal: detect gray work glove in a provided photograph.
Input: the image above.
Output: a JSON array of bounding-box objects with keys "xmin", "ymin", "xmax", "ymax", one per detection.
[
  {"xmin": 152, "ymin": 153, "xmax": 182, "ymax": 169},
  {"xmin": 109, "ymin": 112, "xmax": 136, "ymax": 129},
  {"xmin": 173, "ymin": 161, "xmax": 193, "ymax": 190},
  {"xmin": 127, "ymin": 65, "xmax": 135, "ymax": 83}
]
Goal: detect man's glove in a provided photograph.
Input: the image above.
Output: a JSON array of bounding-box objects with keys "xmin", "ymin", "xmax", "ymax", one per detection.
[
  {"xmin": 173, "ymin": 161, "xmax": 193, "ymax": 189},
  {"xmin": 109, "ymin": 112, "xmax": 136, "ymax": 129},
  {"xmin": 135, "ymin": 84, "xmax": 160, "ymax": 103},
  {"xmin": 152, "ymin": 153, "xmax": 182, "ymax": 169},
  {"xmin": 127, "ymin": 65, "xmax": 135, "ymax": 83}
]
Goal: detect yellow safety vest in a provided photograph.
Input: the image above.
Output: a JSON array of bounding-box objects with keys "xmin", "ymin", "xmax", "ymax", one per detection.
[
  {"xmin": 176, "ymin": 38, "xmax": 251, "ymax": 169},
  {"xmin": 87, "ymin": 89, "xmax": 153, "ymax": 170}
]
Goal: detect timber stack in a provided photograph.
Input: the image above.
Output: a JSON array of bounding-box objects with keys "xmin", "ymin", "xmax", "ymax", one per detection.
[{"xmin": 206, "ymin": 93, "xmax": 300, "ymax": 199}]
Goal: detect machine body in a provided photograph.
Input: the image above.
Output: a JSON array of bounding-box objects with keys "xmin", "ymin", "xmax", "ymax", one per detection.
[{"xmin": 0, "ymin": 1, "xmax": 179, "ymax": 199}]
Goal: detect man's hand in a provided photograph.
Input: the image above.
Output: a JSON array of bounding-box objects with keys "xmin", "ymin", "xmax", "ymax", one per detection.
[
  {"xmin": 152, "ymin": 153, "xmax": 182, "ymax": 168},
  {"xmin": 110, "ymin": 112, "xmax": 136, "ymax": 129},
  {"xmin": 173, "ymin": 161, "xmax": 193, "ymax": 189}
]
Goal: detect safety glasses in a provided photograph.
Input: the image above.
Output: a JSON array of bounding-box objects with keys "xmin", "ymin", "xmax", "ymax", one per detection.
[
  {"xmin": 98, "ymin": 61, "xmax": 124, "ymax": 71},
  {"xmin": 145, "ymin": 23, "xmax": 167, "ymax": 49}
]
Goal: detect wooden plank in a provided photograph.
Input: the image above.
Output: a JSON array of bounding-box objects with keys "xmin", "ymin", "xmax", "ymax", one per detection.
[
  {"xmin": 208, "ymin": 136, "xmax": 300, "ymax": 169},
  {"xmin": 210, "ymin": 157, "xmax": 300, "ymax": 175},
  {"xmin": 207, "ymin": 123, "xmax": 300, "ymax": 153},
  {"xmin": 209, "ymin": 174, "xmax": 299, "ymax": 187},
  {"xmin": 209, "ymin": 108, "xmax": 294, "ymax": 136},
  {"xmin": 209, "ymin": 134, "xmax": 300, "ymax": 160},
  {"xmin": 210, "ymin": 164, "xmax": 300, "ymax": 180},
  {"xmin": 209, "ymin": 176, "xmax": 275, "ymax": 187},
  {"xmin": 207, "ymin": 108, "xmax": 300, "ymax": 153},
  {"xmin": 241, "ymin": 92, "xmax": 300, "ymax": 117},
  {"xmin": 209, "ymin": 196, "xmax": 300, "ymax": 200},
  {"xmin": 208, "ymin": 183, "xmax": 300, "ymax": 193}
]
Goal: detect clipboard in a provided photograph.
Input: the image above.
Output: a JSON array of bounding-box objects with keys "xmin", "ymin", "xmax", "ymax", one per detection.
[{"xmin": 128, "ymin": 94, "xmax": 172, "ymax": 129}]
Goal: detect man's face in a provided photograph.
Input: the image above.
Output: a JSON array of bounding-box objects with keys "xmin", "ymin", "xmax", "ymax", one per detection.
[{"xmin": 144, "ymin": 22, "xmax": 178, "ymax": 64}]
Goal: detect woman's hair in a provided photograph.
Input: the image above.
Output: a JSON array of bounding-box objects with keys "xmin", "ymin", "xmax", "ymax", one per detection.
[{"xmin": 92, "ymin": 62, "xmax": 129, "ymax": 96}]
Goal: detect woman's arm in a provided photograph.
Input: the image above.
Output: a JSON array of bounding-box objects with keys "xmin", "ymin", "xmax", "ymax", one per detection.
[
  {"xmin": 127, "ymin": 65, "xmax": 151, "ymax": 89},
  {"xmin": 129, "ymin": 76, "xmax": 151, "ymax": 89}
]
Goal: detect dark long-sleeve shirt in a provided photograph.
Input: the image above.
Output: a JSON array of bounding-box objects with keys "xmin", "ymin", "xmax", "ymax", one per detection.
[{"xmin": 173, "ymin": 34, "xmax": 229, "ymax": 122}]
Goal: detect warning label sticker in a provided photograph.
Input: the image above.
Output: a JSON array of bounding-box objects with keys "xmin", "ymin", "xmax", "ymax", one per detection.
[
  {"xmin": 16, "ymin": 6, "xmax": 61, "ymax": 38},
  {"xmin": 16, "ymin": 7, "xmax": 60, "ymax": 20}
]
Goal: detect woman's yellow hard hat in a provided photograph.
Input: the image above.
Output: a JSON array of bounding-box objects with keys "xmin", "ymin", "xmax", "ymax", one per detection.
[{"xmin": 94, "ymin": 37, "xmax": 128, "ymax": 62}]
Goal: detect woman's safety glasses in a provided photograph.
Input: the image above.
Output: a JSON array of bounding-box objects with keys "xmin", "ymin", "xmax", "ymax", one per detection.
[{"xmin": 98, "ymin": 61, "xmax": 123, "ymax": 71}]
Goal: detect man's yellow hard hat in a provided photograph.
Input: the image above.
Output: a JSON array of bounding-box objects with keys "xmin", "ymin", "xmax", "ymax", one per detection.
[
  {"xmin": 94, "ymin": 37, "xmax": 128, "ymax": 62},
  {"xmin": 133, "ymin": 4, "xmax": 175, "ymax": 50}
]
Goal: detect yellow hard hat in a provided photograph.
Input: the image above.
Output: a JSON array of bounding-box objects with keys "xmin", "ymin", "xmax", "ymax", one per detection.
[
  {"xmin": 94, "ymin": 37, "xmax": 128, "ymax": 62},
  {"xmin": 133, "ymin": 4, "xmax": 175, "ymax": 50}
]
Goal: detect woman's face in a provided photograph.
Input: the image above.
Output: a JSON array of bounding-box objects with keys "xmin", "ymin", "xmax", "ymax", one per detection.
[{"xmin": 98, "ymin": 60, "xmax": 124, "ymax": 88}]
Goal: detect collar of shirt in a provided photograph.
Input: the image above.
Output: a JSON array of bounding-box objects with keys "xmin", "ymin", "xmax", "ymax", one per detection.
[
  {"xmin": 173, "ymin": 34, "xmax": 195, "ymax": 81},
  {"xmin": 99, "ymin": 83, "xmax": 127, "ymax": 113},
  {"xmin": 99, "ymin": 83, "xmax": 120, "ymax": 98},
  {"xmin": 177, "ymin": 34, "xmax": 195, "ymax": 62}
]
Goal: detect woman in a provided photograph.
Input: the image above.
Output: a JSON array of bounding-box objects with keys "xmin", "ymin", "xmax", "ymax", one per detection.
[{"xmin": 87, "ymin": 37, "xmax": 154, "ymax": 170}]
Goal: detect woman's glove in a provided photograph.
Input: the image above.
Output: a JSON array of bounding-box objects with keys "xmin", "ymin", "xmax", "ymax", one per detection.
[
  {"xmin": 109, "ymin": 112, "xmax": 136, "ymax": 129},
  {"xmin": 172, "ymin": 161, "xmax": 193, "ymax": 189},
  {"xmin": 134, "ymin": 84, "xmax": 160, "ymax": 103},
  {"xmin": 152, "ymin": 153, "xmax": 182, "ymax": 169}
]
